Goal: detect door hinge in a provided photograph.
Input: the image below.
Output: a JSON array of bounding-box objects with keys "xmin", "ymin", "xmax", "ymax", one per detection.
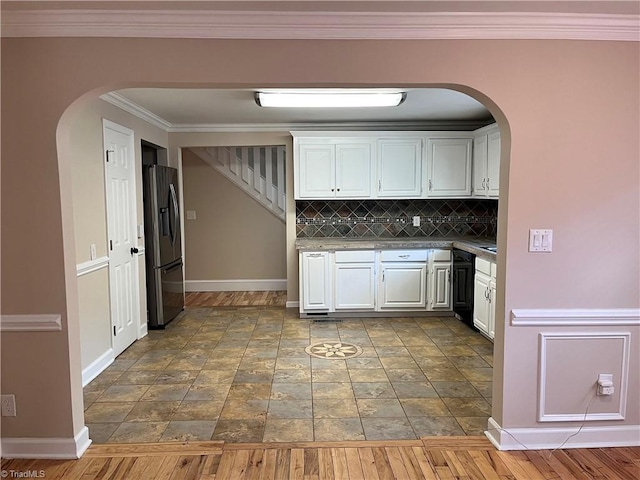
[
  {"xmin": 106, "ymin": 149, "xmax": 113, "ymax": 163},
  {"xmin": 110, "ymin": 240, "xmax": 113, "ymax": 251},
  {"xmin": 113, "ymin": 325, "xmax": 116, "ymax": 336}
]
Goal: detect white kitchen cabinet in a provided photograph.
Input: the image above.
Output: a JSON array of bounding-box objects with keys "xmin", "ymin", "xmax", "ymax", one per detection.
[
  {"xmin": 428, "ymin": 249, "xmax": 452, "ymax": 310},
  {"xmin": 378, "ymin": 249, "xmax": 428, "ymax": 310},
  {"xmin": 473, "ymin": 257, "xmax": 496, "ymax": 339},
  {"xmin": 376, "ymin": 137, "xmax": 423, "ymax": 197},
  {"xmin": 486, "ymin": 130, "xmax": 501, "ymax": 197},
  {"xmin": 379, "ymin": 263, "xmax": 428, "ymax": 309},
  {"xmin": 425, "ymin": 138, "xmax": 472, "ymax": 197},
  {"xmin": 299, "ymin": 247, "xmax": 455, "ymax": 315},
  {"xmin": 472, "ymin": 124, "xmax": 500, "ymax": 198},
  {"xmin": 300, "ymin": 251, "xmax": 332, "ymax": 311},
  {"xmin": 295, "ymin": 138, "xmax": 373, "ymax": 199},
  {"xmin": 334, "ymin": 250, "xmax": 376, "ymax": 310},
  {"xmin": 335, "ymin": 143, "xmax": 373, "ymax": 197}
]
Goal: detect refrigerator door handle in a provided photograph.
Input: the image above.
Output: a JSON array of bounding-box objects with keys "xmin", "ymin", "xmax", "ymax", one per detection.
[
  {"xmin": 161, "ymin": 259, "xmax": 183, "ymax": 275},
  {"xmin": 169, "ymin": 183, "xmax": 179, "ymax": 246}
]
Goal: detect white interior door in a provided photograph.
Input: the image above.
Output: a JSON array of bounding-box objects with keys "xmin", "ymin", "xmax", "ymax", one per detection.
[{"xmin": 104, "ymin": 120, "xmax": 139, "ymax": 357}]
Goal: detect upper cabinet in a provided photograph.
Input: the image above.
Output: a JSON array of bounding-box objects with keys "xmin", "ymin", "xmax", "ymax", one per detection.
[
  {"xmin": 472, "ymin": 124, "xmax": 500, "ymax": 198},
  {"xmin": 425, "ymin": 138, "xmax": 473, "ymax": 197},
  {"xmin": 377, "ymin": 137, "xmax": 423, "ymax": 197},
  {"xmin": 293, "ymin": 128, "xmax": 499, "ymax": 200},
  {"xmin": 294, "ymin": 136, "xmax": 374, "ymax": 199}
]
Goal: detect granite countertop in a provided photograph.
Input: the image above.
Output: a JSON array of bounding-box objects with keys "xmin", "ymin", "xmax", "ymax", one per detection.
[{"xmin": 295, "ymin": 237, "xmax": 497, "ymax": 260}]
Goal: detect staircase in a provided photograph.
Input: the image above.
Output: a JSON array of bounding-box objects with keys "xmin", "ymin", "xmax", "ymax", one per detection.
[{"xmin": 190, "ymin": 145, "xmax": 286, "ymax": 222}]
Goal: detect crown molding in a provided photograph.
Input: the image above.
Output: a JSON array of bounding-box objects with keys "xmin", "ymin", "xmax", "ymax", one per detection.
[
  {"xmin": 2, "ymin": 10, "xmax": 639, "ymax": 41},
  {"xmin": 100, "ymin": 92, "xmax": 172, "ymax": 131}
]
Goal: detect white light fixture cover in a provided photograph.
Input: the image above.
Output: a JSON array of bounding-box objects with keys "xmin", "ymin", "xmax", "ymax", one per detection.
[{"xmin": 255, "ymin": 90, "xmax": 406, "ymax": 108}]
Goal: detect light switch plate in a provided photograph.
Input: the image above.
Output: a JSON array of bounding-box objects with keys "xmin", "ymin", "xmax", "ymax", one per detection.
[
  {"xmin": 187, "ymin": 210, "xmax": 197, "ymax": 220},
  {"xmin": 529, "ymin": 229, "xmax": 553, "ymax": 252}
]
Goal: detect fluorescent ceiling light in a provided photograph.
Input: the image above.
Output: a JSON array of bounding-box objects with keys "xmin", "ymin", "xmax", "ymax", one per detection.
[{"xmin": 255, "ymin": 91, "xmax": 406, "ymax": 108}]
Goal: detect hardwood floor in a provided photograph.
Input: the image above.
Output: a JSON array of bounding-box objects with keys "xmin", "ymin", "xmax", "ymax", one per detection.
[
  {"xmin": 2, "ymin": 438, "xmax": 638, "ymax": 479},
  {"xmin": 185, "ymin": 291, "xmax": 287, "ymax": 307}
]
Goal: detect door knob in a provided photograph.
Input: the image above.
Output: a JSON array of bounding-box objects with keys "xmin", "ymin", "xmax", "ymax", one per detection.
[{"xmin": 130, "ymin": 247, "xmax": 139, "ymax": 255}]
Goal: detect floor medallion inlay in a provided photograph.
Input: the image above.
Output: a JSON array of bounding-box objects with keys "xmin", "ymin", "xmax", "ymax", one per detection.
[{"xmin": 305, "ymin": 341, "xmax": 363, "ymax": 359}]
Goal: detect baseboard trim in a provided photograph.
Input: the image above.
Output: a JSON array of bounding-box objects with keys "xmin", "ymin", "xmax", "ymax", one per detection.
[
  {"xmin": 82, "ymin": 348, "xmax": 114, "ymax": 387},
  {"xmin": 1, "ymin": 426, "xmax": 92, "ymax": 459},
  {"xmin": 138, "ymin": 322, "xmax": 148, "ymax": 340},
  {"xmin": 286, "ymin": 301, "xmax": 300, "ymax": 309},
  {"xmin": 185, "ymin": 279, "xmax": 287, "ymax": 292},
  {"xmin": 485, "ymin": 417, "xmax": 640, "ymax": 451}
]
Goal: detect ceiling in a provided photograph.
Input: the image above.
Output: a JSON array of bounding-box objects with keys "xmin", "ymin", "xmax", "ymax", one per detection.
[{"xmin": 112, "ymin": 88, "xmax": 494, "ymax": 130}]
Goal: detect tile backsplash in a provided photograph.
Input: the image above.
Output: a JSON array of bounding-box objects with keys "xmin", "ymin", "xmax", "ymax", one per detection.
[{"xmin": 296, "ymin": 199, "xmax": 497, "ymax": 238}]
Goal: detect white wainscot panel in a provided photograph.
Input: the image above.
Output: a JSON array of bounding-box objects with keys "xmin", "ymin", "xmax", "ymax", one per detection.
[{"xmin": 538, "ymin": 332, "xmax": 631, "ymax": 422}]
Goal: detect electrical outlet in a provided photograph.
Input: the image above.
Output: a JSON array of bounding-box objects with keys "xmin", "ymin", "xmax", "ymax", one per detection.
[
  {"xmin": 597, "ymin": 373, "xmax": 614, "ymax": 396},
  {"xmin": 413, "ymin": 216, "xmax": 420, "ymax": 227},
  {"xmin": 1, "ymin": 394, "xmax": 16, "ymax": 417}
]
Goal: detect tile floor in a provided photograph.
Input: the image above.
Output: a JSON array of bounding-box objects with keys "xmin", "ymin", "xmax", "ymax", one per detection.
[{"xmin": 83, "ymin": 306, "xmax": 493, "ymax": 443}]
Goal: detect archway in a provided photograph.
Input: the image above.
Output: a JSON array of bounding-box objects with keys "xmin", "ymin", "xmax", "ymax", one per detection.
[{"xmin": 57, "ymin": 82, "xmax": 511, "ymax": 446}]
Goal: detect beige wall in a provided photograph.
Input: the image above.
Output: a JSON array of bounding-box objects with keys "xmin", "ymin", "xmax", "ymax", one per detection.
[
  {"xmin": 1, "ymin": 38, "xmax": 638, "ymax": 446},
  {"xmin": 182, "ymin": 149, "xmax": 286, "ymax": 282},
  {"xmin": 68, "ymin": 96, "xmax": 169, "ymax": 372}
]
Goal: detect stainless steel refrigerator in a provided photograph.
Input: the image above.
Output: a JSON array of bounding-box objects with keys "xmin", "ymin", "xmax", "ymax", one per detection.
[{"xmin": 143, "ymin": 165, "xmax": 184, "ymax": 328}]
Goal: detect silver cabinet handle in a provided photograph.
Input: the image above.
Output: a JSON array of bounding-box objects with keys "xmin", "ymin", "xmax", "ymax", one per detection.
[
  {"xmin": 399, "ymin": 254, "xmax": 410, "ymax": 259},
  {"xmin": 378, "ymin": 180, "xmax": 382, "ymax": 191},
  {"xmin": 485, "ymin": 178, "xmax": 490, "ymax": 190},
  {"xmin": 308, "ymin": 253, "xmax": 323, "ymax": 257},
  {"xmin": 428, "ymin": 179, "xmax": 433, "ymax": 191},
  {"xmin": 482, "ymin": 179, "xmax": 486, "ymax": 189}
]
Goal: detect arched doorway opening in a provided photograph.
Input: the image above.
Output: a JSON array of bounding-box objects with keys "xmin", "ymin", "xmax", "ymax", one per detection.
[{"xmin": 57, "ymin": 84, "xmax": 511, "ymax": 445}]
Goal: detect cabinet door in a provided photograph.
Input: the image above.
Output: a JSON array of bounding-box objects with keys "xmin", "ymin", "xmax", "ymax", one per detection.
[
  {"xmin": 334, "ymin": 263, "xmax": 375, "ymax": 310},
  {"xmin": 473, "ymin": 272, "xmax": 490, "ymax": 335},
  {"xmin": 297, "ymin": 144, "xmax": 335, "ymax": 198},
  {"xmin": 430, "ymin": 262, "xmax": 451, "ymax": 310},
  {"xmin": 335, "ymin": 143, "xmax": 372, "ymax": 198},
  {"xmin": 486, "ymin": 131, "xmax": 501, "ymax": 198},
  {"xmin": 488, "ymin": 279, "xmax": 496, "ymax": 339},
  {"xmin": 301, "ymin": 252, "xmax": 332, "ymax": 311},
  {"xmin": 379, "ymin": 263, "xmax": 427, "ymax": 309},
  {"xmin": 377, "ymin": 138, "xmax": 422, "ymax": 197},
  {"xmin": 426, "ymin": 138, "xmax": 472, "ymax": 197},
  {"xmin": 472, "ymin": 134, "xmax": 488, "ymax": 197}
]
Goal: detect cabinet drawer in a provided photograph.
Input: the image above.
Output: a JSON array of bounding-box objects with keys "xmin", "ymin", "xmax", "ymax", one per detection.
[
  {"xmin": 476, "ymin": 257, "xmax": 492, "ymax": 276},
  {"xmin": 380, "ymin": 250, "xmax": 428, "ymax": 262},
  {"xmin": 431, "ymin": 249, "xmax": 451, "ymax": 262},
  {"xmin": 334, "ymin": 250, "xmax": 375, "ymax": 263},
  {"xmin": 490, "ymin": 262, "xmax": 497, "ymax": 279}
]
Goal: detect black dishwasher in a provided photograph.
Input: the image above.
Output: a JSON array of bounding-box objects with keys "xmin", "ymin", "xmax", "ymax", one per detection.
[{"xmin": 452, "ymin": 249, "xmax": 476, "ymax": 327}]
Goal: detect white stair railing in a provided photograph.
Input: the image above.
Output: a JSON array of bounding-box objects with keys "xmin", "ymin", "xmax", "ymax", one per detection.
[{"xmin": 189, "ymin": 146, "xmax": 286, "ymax": 222}]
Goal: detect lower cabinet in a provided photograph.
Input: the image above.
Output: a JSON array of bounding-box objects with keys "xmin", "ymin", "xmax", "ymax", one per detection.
[
  {"xmin": 300, "ymin": 251, "xmax": 331, "ymax": 311},
  {"xmin": 429, "ymin": 249, "xmax": 452, "ymax": 310},
  {"xmin": 379, "ymin": 263, "xmax": 428, "ymax": 309},
  {"xmin": 473, "ymin": 257, "xmax": 496, "ymax": 339},
  {"xmin": 334, "ymin": 250, "xmax": 376, "ymax": 310},
  {"xmin": 299, "ymin": 248, "xmax": 452, "ymax": 314}
]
